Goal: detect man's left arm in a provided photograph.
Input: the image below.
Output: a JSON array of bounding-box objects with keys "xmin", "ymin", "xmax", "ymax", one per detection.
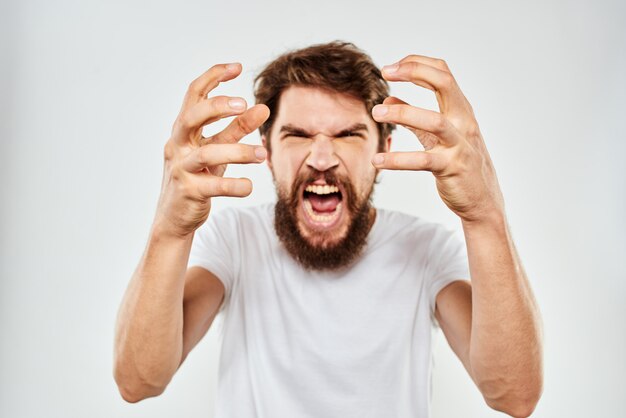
[{"xmin": 371, "ymin": 55, "xmax": 543, "ymax": 417}]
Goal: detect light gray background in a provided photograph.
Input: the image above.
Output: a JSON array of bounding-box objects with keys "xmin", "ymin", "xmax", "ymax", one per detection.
[{"xmin": 1, "ymin": 0, "xmax": 624, "ymax": 417}]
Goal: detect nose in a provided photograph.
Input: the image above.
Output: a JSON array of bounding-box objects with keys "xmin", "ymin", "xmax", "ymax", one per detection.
[{"xmin": 305, "ymin": 135, "xmax": 339, "ymax": 172}]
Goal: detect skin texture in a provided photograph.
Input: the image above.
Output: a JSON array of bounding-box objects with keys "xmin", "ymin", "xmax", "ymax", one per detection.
[
  {"xmin": 114, "ymin": 56, "xmax": 543, "ymax": 417},
  {"xmin": 371, "ymin": 55, "xmax": 543, "ymax": 417},
  {"xmin": 114, "ymin": 63, "xmax": 269, "ymax": 402},
  {"xmin": 264, "ymin": 86, "xmax": 387, "ymax": 250}
]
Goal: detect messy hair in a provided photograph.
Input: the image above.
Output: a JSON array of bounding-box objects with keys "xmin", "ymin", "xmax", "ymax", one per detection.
[{"xmin": 254, "ymin": 41, "xmax": 395, "ymax": 152}]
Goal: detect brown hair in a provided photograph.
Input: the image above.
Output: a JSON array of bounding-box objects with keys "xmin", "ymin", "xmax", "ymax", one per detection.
[{"xmin": 254, "ymin": 41, "xmax": 395, "ymax": 152}]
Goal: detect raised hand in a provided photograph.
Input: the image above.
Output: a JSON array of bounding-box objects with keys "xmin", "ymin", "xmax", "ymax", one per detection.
[
  {"xmin": 371, "ymin": 55, "xmax": 504, "ymax": 224},
  {"xmin": 155, "ymin": 63, "xmax": 270, "ymax": 237}
]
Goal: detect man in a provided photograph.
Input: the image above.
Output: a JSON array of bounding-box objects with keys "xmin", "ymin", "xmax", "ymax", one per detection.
[{"xmin": 114, "ymin": 42, "xmax": 543, "ymax": 417}]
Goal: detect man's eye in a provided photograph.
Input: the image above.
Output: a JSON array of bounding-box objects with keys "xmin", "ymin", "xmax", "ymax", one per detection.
[
  {"xmin": 286, "ymin": 133, "xmax": 309, "ymax": 139},
  {"xmin": 344, "ymin": 132, "xmax": 364, "ymax": 138}
]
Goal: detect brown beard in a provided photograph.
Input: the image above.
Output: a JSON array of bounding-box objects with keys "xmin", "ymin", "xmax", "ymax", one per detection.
[{"xmin": 274, "ymin": 169, "xmax": 374, "ymax": 271}]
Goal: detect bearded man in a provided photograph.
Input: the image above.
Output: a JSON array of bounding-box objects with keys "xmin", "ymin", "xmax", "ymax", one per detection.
[{"xmin": 114, "ymin": 42, "xmax": 543, "ymax": 418}]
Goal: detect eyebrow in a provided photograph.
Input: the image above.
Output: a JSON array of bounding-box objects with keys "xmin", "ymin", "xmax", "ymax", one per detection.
[{"xmin": 279, "ymin": 123, "xmax": 369, "ymax": 138}]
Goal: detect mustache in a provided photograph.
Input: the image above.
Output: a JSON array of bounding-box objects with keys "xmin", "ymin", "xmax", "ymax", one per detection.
[
  {"xmin": 293, "ymin": 168, "xmax": 341, "ymax": 190},
  {"xmin": 288, "ymin": 168, "xmax": 359, "ymax": 214}
]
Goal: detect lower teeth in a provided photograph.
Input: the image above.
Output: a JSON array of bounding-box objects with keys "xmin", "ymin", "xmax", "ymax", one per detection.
[{"xmin": 304, "ymin": 199, "xmax": 342, "ymax": 223}]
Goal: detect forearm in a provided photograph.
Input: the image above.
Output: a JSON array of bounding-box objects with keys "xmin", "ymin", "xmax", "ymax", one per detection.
[
  {"xmin": 463, "ymin": 213, "xmax": 543, "ymax": 416},
  {"xmin": 114, "ymin": 222, "xmax": 193, "ymax": 402}
]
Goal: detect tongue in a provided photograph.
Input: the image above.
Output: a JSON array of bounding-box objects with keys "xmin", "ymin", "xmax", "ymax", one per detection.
[{"xmin": 308, "ymin": 194, "xmax": 340, "ymax": 213}]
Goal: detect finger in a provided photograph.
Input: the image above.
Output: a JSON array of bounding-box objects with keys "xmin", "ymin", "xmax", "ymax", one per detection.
[
  {"xmin": 176, "ymin": 96, "xmax": 248, "ymax": 137},
  {"xmin": 382, "ymin": 96, "xmax": 418, "ymax": 135},
  {"xmin": 372, "ymin": 151, "xmax": 446, "ymax": 173},
  {"xmin": 399, "ymin": 54, "xmax": 451, "ymax": 72},
  {"xmin": 381, "ymin": 61, "xmax": 469, "ymax": 116},
  {"xmin": 383, "ymin": 96, "xmax": 407, "ymax": 106},
  {"xmin": 372, "ymin": 103, "xmax": 460, "ymax": 146},
  {"xmin": 196, "ymin": 176, "xmax": 253, "ymax": 199},
  {"xmin": 181, "ymin": 63, "xmax": 243, "ymax": 110},
  {"xmin": 382, "ymin": 60, "xmax": 451, "ymax": 91},
  {"xmin": 211, "ymin": 104, "xmax": 271, "ymax": 144},
  {"xmin": 183, "ymin": 143, "xmax": 267, "ymax": 173},
  {"xmin": 380, "ymin": 97, "xmax": 444, "ymax": 150}
]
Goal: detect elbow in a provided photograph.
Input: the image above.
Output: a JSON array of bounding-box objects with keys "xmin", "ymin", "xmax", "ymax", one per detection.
[
  {"xmin": 486, "ymin": 396, "xmax": 540, "ymax": 418},
  {"xmin": 113, "ymin": 362, "xmax": 168, "ymax": 403},
  {"xmin": 483, "ymin": 382, "xmax": 543, "ymax": 418},
  {"xmin": 117, "ymin": 382, "xmax": 165, "ymax": 404}
]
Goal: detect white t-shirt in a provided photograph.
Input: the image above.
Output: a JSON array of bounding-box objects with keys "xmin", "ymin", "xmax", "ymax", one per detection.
[{"xmin": 188, "ymin": 203, "xmax": 469, "ymax": 418}]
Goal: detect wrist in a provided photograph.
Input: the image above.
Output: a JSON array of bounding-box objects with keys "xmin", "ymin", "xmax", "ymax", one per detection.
[
  {"xmin": 461, "ymin": 208, "xmax": 507, "ymax": 233},
  {"xmin": 150, "ymin": 216, "xmax": 195, "ymax": 243}
]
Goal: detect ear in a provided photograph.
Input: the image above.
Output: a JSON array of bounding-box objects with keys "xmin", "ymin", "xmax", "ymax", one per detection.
[{"xmin": 262, "ymin": 135, "xmax": 273, "ymax": 171}]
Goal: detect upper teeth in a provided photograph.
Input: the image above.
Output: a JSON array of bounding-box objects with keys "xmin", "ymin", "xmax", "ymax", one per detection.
[{"xmin": 305, "ymin": 185, "xmax": 339, "ymax": 195}]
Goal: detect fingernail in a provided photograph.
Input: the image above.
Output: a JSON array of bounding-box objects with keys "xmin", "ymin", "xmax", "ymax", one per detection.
[
  {"xmin": 229, "ymin": 98, "xmax": 246, "ymax": 109},
  {"xmin": 382, "ymin": 63, "xmax": 399, "ymax": 74},
  {"xmin": 255, "ymin": 147, "xmax": 267, "ymax": 160},
  {"xmin": 372, "ymin": 105, "xmax": 388, "ymax": 117},
  {"xmin": 373, "ymin": 154, "xmax": 385, "ymax": 165},
  {"xmin": 225, "ymin": 63, "xmax": 241, "ymax": 72}
]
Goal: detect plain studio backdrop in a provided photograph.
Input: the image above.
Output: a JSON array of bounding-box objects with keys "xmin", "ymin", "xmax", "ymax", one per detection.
[{"xmin": 1, "ymin": 0, "xmax": 624, "ymax": 417}]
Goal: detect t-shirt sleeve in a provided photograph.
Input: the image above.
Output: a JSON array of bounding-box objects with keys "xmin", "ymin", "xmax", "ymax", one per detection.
[
  {"xmin": 187, "ymin": 209, "xmax": 237, "ymax": 299},
  {"xmin": 426, "ymin": 226, "xmax": 470, "ymax": 318}
]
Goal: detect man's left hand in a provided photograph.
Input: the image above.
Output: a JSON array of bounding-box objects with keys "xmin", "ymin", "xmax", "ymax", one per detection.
[{"xmin": 371, "ymin": 55, "xmax": 504, "ymax": 224}]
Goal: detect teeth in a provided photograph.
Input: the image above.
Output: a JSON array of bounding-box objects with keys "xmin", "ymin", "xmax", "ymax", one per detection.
[
  {"xmin": 304, "ymin": 200, "xmax": 342, "ymax": 223},
  {"xmin": 305, "ymin": 184, "xmax": 339, "ymax": 195}
]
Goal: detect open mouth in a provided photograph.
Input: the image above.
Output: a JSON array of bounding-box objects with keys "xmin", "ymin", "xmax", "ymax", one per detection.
[{"xmin": 301, "ymin": 182, "xmax": 344, "ymax": 229}]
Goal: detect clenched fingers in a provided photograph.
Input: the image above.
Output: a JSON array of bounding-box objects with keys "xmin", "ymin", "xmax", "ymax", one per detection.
[
  {"xmin": 183, "ymin": 143, "xmax": 267, "ymax": 173},
  {"xmin": 196, "ymin": 176, "xmax": 253, "ymax": 199}
]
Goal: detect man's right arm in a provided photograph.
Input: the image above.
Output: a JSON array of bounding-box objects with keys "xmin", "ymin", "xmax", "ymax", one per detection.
[
  {"xmin": 113, "ymin": 63, "xmax": 270, "ymax": 403},
  {"xmin": 114, "ymin": 226, "xmax": 225, "ymax": 402}
]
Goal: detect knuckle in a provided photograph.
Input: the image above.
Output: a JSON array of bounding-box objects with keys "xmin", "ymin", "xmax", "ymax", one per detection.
[
  {"xmin": 395, "ymin": 105, "xmax": 407, "ymax": 121},
  {"xmin": 176, "ymin": 111, "xmax": 192, "ymax": 129},
  {"xmin": 432, "ymin": 114, "xmax": 448, "ymax": 133},
  {"xmin": 176, "ymin": 178, "xmax": 191, "ymax": 196},
  {"xmin": 401, "ymin": 54, "xmax": 418, "ymax": 64},
  {"xmin": 236, "ymin": 144, "xmax": 251, "ymax": 161},
  {"xmin": 434, "ymin": 58, "xmax": 449, "ymax": 70},
  {"xmin": 196, "ymin": 180, "xmax": 210, "ymax": 198},
  {"xmin": 235, "ymin": 114, "xmax": 254, "ymax": 134},
  {"xmin": 407, "ymin": 61, "xmax": 421, "ymax": 77},
  {"xmin": 466, "ymin": 122, "xmax": 481, "ymax": 138},
  {"xmin": 187, "ymin": 79, "xmax": 202, "ymax": 96},
  {"xmin": 440, "ymin": 71, "xmax": 455, "ymax": 88},
  {"xmin": 210, "ymin": 63, "xmax": 225, "ymax": 73},
  {"xmin": 163, "ymin": 141, "xmax": 176, "ymax": 161},
  {"xmin": 210, "ymin": 95, "xmax": 229, "ymax": 111},
  {"xmin": 216, "ymin": 179, "xmax": 231, "ymax": 195},
  {"xmin": 171, "ymin": 167, "xmax": 183, "ymax": 182},
  {"xmin": 196, "ymin": 146, "xmax": 209, "ymax": 167}
]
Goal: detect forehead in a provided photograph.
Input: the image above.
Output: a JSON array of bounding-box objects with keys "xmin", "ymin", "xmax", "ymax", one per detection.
[{"xmin": 272, "ymin": 86, "xmax": 374, "ymax": 134}]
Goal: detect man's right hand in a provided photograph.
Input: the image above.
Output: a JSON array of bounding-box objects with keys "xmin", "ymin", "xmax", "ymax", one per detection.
[{"xmin": 154, "ymin": 63, "xmax": 270, "ymax": 238}]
